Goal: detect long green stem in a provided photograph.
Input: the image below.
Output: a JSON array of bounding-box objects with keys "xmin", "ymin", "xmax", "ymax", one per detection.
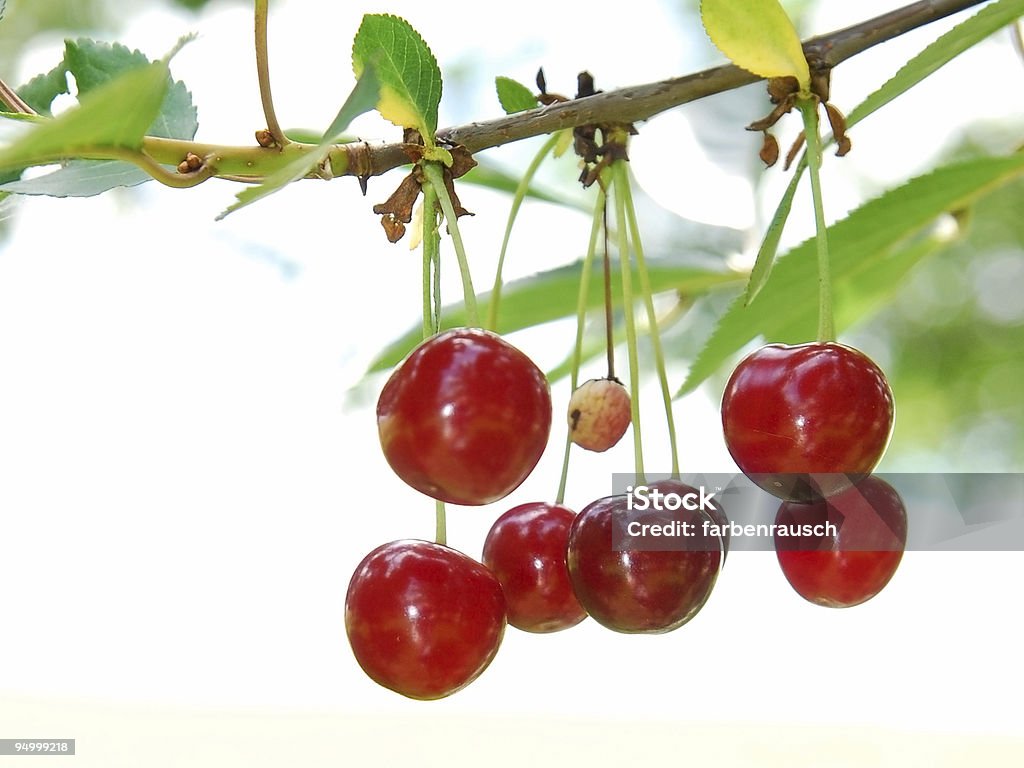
[
  {"xmin": 612, "ymin": 164, "xmax": 644, "ymax": 485},
  {"xmin": 487, "ymin": 132, "xmax": 561, "ymax": 330},
  {"xmin": 422, "ymin": 162, "xmax": 480, "ymax": 328},
  {"xmin": 254, "ymin": 0, "xmax": 287, "ymax": 146},
  {"xmin": 798, "ymin": 99, "xmax": 836, "ymax": 342},
  {"xmin": 419, "ymin": 176, "xmax": 446, "ymax": 544},
  {"xmin": 617, "ymin": 163, "xmax": 680, "ymax": 478},
  {"xmin": 421, "ymin": 180, "xmax": 440, "ymax": 338},
  {"xmin": 555, "ymin": 185, "xmax": 606, "ymax": 506}
]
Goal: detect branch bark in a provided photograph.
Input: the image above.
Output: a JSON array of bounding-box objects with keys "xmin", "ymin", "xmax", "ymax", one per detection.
[{"xmin": 337, "ymin": 0, "xmax": 990, "ymax": 180}]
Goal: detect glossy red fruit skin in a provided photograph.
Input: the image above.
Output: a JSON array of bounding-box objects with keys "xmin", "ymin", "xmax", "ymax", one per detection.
[
  {"xmin": 721, "ymin": 342, "xmax": 894, "ymax": 501},
  {"xmin": 482, "ymin": 502, "xmax": 587, "ymax": 633},
  {"xmin": 345, "ymin": 540, "xmax": 506, "ymax": 700},
  {"xmin": 649, "ymin": 478, "xmax": 731, "ymax": 561},
  {"xmin": 377, "ymin": 328, "xmax": 552, "ymax": 506},
  {"xmin": 566, "ymin": 487, "xmax": 722, "ymax": 634},
  {"xmin": 775, "ymin": 475, "xmax": 908, "ymax": 608}
]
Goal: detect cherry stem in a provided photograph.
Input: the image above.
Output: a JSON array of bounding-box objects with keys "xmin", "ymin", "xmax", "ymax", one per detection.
[
  {"xmin": 556, "ymin": 184, "xmax": 606, "ymax": 506},
  {"xmin": 487, "ymin": 132, "xmax": 561, "ymax": 331},
  {"xmin": 418, "ymin": 178, "xmax": 447, "ymax": 545},
  {"xmin": 602, "ymin": 197, "xmax": 615, "ymax": 380},
  {"xmin": 617, "ymin": 163, "xmax": 680, "ymax": 479},
  {"xmin": 254, "ymin": 0, "xmax": 287, "ymax": 147},
  {"xmin": 421, "ymin": 180, "xmax": 441, "ymax": 337},
  {"xmin": 797, "ymin": 98, "xmax": 836, "ymax": 343},
  {"xmin": 611, "ymin": 163, "xmax": 645, "ymax": 485},
  {"xmin": 422, "ymin": 162, "xmax": 480, "ymax": 328},
  {"xmin": 434, "ymin": 499, "xmax": 447, "ymax": 546}
]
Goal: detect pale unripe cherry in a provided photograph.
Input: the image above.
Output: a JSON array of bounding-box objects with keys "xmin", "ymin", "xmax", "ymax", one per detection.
[{"xmin": 567, "ymin": 378, "xmax": 631, "ymax": 452}]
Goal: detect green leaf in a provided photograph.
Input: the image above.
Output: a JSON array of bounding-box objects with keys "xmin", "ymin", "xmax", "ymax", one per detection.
[
  {"xmin": 700, "ymin": 0, "xmax": 810, "ymax": 90},
  {"xmin": 745, "ymin": 168, "xmax": 800, "ymax": 305},
  {"xmin": 679, "ymin": 152, "xmax": 1024, "ymax": 396},
  {"xmin": 367, "ymin": 256, "xmax": 740, "ymax": 374},
  {"xmin": 0, "ymin": 61, "xmax": 170, "ymax": 172},
  {"xmin": 1, "ymin": 38, "xmax": 199, "ymax": 196},
  {"xmin": 63, "ymin": 38, "xmax": 198, "ymax": 141},
  {"xmin": 746, "ymin": 0, "xmax": 1024, "ymax": 304},
  {"xmin": 15, "ymin": 63, "xmax": 69, "ymax": 116},
  {"xmin": 217, "ymin": 64, "xmax": 380, "ymax": 220},
  {"xmin": 495, "ymin": 76, "xmax": 538, "ymax": 114},
  {"xmin": 0, "ymin": 160, "xmax": 150, "ymax": 196},
  {"xmin": 847, "ymin": 0, "xmax": 1024, "ymax": 127},
  {"xmin": 352, "ymin": 14, "xmax": 442, "ymax": 141}
]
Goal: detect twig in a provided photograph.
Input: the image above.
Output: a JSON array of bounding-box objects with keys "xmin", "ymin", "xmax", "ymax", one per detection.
[{"xmin": 254, "ymin": 0, "xmax": 287, "ymax": 146}]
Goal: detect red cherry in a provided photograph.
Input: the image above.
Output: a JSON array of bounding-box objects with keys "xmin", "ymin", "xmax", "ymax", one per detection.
[
  {"xmin": 775, "ymin": 475, "xmax": 908, "ymax": 608},
  {"xmin": 721, "ymin": 342, "xmax": 894, "ymax": 500},
  {"xmin": 377, "ymin": 328, "xmax": 552, "ymax": 505},
  {"xmin": 482, "ymin": 502, "xmax": 587, "ymax": 633},
  {"xmin": 345, "ymin": 540, "xmax": 506, "ymax": 700},
  {"xmin": 566, "ymin": 485, "xmax": 722, "ymax": 634}
]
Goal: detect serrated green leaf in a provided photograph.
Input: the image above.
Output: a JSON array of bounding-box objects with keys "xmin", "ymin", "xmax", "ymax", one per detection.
[
  {"xmin": 700, "ymin": 0, "xmax": 810, "ymax": 90},
  {"xmin": 63, "ymin": 38, "xmax": 198, "ymax": 141},
  {"xmin": 352, "ymin": 14, "xmax": 442, "ymax": 141},
  {"xmin": 679, "ymin": 152, "xmax": 1024, "ymax": 396},
  {"xmin": 367, "ymin": 256, "xmax": 740, "ymax": 374},
  {"xmin": 847, "ymin": 0, "xmax": 1024, "ymax": 127},
  {"xmin": 1, "ymin": 37, "xmax": 199, "ymax": 197},
  {"xmin": 14, "ymin": 63, "xmax": 69, "ymax": 116},
  {"xmin": 0, "ymin": 0, "xmax": 6, "ymax": 23},
  {"xmin": 0, "ymin": 62, "xmax": 169, "ymax": 172},
  {"xmin": 217, "ymin": 64, "xmax": 380, "ymax": 220},
  {"xmin": 745, "ymin": 0, "xmax": 1023, "ymax": 305},
  {"xmin": 496, "ymin": 76, "xmax": 538, "ymax": 114}
]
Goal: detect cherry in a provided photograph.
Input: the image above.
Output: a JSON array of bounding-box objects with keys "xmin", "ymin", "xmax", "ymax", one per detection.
[
  {"xmin": 345, "ymin": 539, "xmax": 506, "ymax": 700},
  {"xmin": 377, "ymin": 328, "xmax": 552, "ymax": 506},
  {"xmin": 567, "ymin": 378, "xmax": 631, "ymax": 452},
  {"xmin": 721, "ymin": 342, "xmax": 894, "ymax": 500},
  {"xmin": 774, "ymin": 475, "xmax": 907, "ymax": 608},
  {"xmin": 566, "ymin": 483, "xmax": 722, "ymax": 634},
  {"xmin": 482, "ymin": 502, "xmax": 587, "ymax": 633}
]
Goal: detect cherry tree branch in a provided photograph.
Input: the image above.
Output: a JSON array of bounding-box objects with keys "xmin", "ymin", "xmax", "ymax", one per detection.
[{"xmin": 340, "ymin": 0, "xmax": 990, "ymax": 180}]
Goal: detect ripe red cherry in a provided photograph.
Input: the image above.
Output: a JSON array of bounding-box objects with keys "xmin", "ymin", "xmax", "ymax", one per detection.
[
  {"xmin": 566, "ymin": 484, "xmax": 722, "ymax": 634},
  {"xmin": 482, "ymin": 502, "xmax": 587, "ymax": 633},
  {"xmin": 377, "ymin": 328, "xmax": 552, "ymax": 505},
  {"xmin": 345, "ymin": 540, "xmax": 506, "ymax": 700},
  {"xmin": 774, "ymin": 475, "xmax": 907, "ymax": 608},
  {"xmin": 721, "ymin": 342, "xmax": 894, "ymax": 500}
]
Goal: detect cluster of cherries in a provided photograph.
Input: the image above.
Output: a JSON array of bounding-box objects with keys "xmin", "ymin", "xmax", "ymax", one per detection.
[{"xmin": 345, "ymin": 328, "xmax": 906, "ymax": 700}]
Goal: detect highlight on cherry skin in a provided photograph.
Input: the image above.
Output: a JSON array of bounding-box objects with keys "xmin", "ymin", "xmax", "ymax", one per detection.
[
  {"xmin": 567, "ymin": 377, "xmax": 632, "ymax": 452},
  {"xmin": 345, "ymin": 539, "xmax": 507, "ymax": 700},
  {"xmin": 376, "ymin": 327, "xmax": 553, "ymax": 506},
  {"xmin": 566, "ymin": 480, "xmax": 723, "ymax": 634},
  {"xmin": 774, "ymin": 475, "xmax": 908, "ymax": 608},
  {"xmin": 483, "ymin": 502, "xmax": 588, "ymax": 633},
  {"xmin": 721, "ymin": 342, "xmax": 895, "ymax": 502}
]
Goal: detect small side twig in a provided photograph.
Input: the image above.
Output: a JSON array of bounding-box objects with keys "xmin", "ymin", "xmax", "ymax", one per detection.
[{"xmin": 254, "ymin": 0, "xmax": 287, "ymax": 147}]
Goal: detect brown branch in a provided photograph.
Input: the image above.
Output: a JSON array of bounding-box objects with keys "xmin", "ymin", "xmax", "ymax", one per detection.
[{"xmin": 336, "ymin": 0, "xmax": 990, "ymax": 179}]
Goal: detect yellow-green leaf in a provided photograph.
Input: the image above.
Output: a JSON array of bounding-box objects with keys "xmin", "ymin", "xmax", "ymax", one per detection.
[
  {"xmin": 352, "ymin": 14, "xmax": 442, "ymax": 143},
  {"xmin": 700, "ymin": 0, "xmax": 810, "ymax": 91}
]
